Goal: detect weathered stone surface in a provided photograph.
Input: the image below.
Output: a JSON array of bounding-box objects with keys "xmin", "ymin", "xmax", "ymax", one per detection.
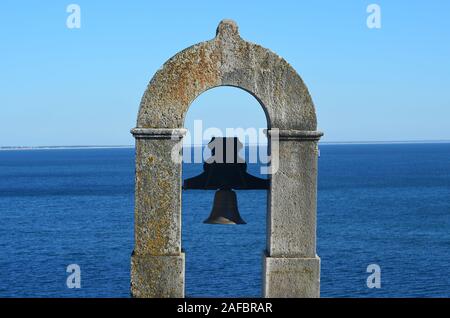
[
  {"xmin": 137, "ymin": 20, "xmax": 317, "ymax": 131},
  {"xmin": 263, "ymin": 255, "xmax": 320, "ymax": 298},
  {"xmin": 133, "ymin": 130, "xmax": 185, "ymax": 256},
  {"xmin": 131, "ymin": 252, "xmax": 185, "ymax": 298},
  {"xmin": 131, "ymin": 20, "xmax": 323, "ymax": 298},
  {"xmin": 267, "ymin": 134, "xmax": 321, "ymax": 258}
]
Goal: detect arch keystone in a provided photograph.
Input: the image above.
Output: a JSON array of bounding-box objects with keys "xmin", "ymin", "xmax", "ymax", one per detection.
[{"xmin": 215, "ymin": 19, "xmax": 240, "ymax": 39}]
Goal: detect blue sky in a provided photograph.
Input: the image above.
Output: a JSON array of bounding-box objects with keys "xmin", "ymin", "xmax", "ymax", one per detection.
[{"xmin": 0, "ymin": 0, "xmax": 449, "ymax": 146}]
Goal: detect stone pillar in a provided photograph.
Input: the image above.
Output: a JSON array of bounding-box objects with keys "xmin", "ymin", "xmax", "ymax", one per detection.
[
  {"xmin": 130, "ymin": 128, "xmax": 186, "ymax": 298},
  {"xmin": 263, "ymin": 129, "xmax": 323, "ymax": 298}
]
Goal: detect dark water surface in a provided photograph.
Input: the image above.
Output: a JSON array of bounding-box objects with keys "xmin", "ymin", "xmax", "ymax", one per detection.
[{"xmin": 0, "ymin": 144, "xmax": 449, "ymax": 297}]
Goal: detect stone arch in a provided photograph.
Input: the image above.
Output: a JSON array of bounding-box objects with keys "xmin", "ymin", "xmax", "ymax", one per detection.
[
  {"xmin": 131, "ymin": 20, "xmax": 323, "ymax": 298},
  {"xmin": 137, "ymin": 20, "xmax": 316, "ymax": 131}
]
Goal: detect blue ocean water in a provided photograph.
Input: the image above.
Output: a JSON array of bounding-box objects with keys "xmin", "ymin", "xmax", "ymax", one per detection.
[{"xmin": 0, "ymin": 143, "xmax": 449, "ymax": 297}]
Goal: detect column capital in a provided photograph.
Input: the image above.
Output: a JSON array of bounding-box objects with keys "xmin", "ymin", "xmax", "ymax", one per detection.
[
  {"xmin": 265, "ymin": 129, "xmax": 324, "ymax": 141},
  {"xmin": 131, "ymin": 128, "xmax": 187, "ymax": 140}
]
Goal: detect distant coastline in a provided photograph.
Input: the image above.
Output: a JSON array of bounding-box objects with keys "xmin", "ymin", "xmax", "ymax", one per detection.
[
  {"xmin": 1, "ymin": 140, "xmax": 450, "ymax": 151},
  {"xmin": 0, "ymin": 145, "xmax": 134, "ymax": 151},
  {"xmin": 320, "ymin": 140, "xmax": 450, "ymax": 145}
]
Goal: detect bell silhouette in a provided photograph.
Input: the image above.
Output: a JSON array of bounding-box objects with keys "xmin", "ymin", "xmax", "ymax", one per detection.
[
  {"xmin": 183, "ymin": 137, "xmax": 269, "ymax": 225},
  {"xmin": 204, "ymin": 189, "xmax": 246, "ymax": 224}
]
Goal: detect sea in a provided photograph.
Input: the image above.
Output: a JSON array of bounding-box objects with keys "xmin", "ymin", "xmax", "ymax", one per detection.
[{"xmin": 0, "ymin": 143, "xmax": 449, "ymax": 298}]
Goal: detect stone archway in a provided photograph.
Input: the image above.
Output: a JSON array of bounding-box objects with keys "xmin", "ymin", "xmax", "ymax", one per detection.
[{"xmin": 130, "ymin": 20, "xmax": 323, "ymax": 298}]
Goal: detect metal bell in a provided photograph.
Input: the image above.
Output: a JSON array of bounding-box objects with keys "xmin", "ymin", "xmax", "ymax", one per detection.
[
  {"xmin": 204, "ymin": 189, "xmax": 246, "ymax": 224},
  {"xmin": 183, "ymin": 137, "xmax": 269, "ymax": 225}
]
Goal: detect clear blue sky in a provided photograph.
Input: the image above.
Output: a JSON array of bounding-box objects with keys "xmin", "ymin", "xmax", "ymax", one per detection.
[{"xmin": 1, "ymin": 0, "xmax": 449, "ymax": 146}]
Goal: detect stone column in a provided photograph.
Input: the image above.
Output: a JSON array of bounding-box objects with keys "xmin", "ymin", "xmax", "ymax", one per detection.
[
  {"xmin": 263, "ymin": 129, "xmax": 323, "ymax": 298},
  {"xmin": 130, "ymin": 128, "xmax": 186, "ymax": 298}
]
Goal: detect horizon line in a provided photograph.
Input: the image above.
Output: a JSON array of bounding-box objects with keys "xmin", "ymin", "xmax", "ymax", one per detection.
[{"xmin": 1, "ymin": 139, "xmax": 450, "ymax": 150}]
